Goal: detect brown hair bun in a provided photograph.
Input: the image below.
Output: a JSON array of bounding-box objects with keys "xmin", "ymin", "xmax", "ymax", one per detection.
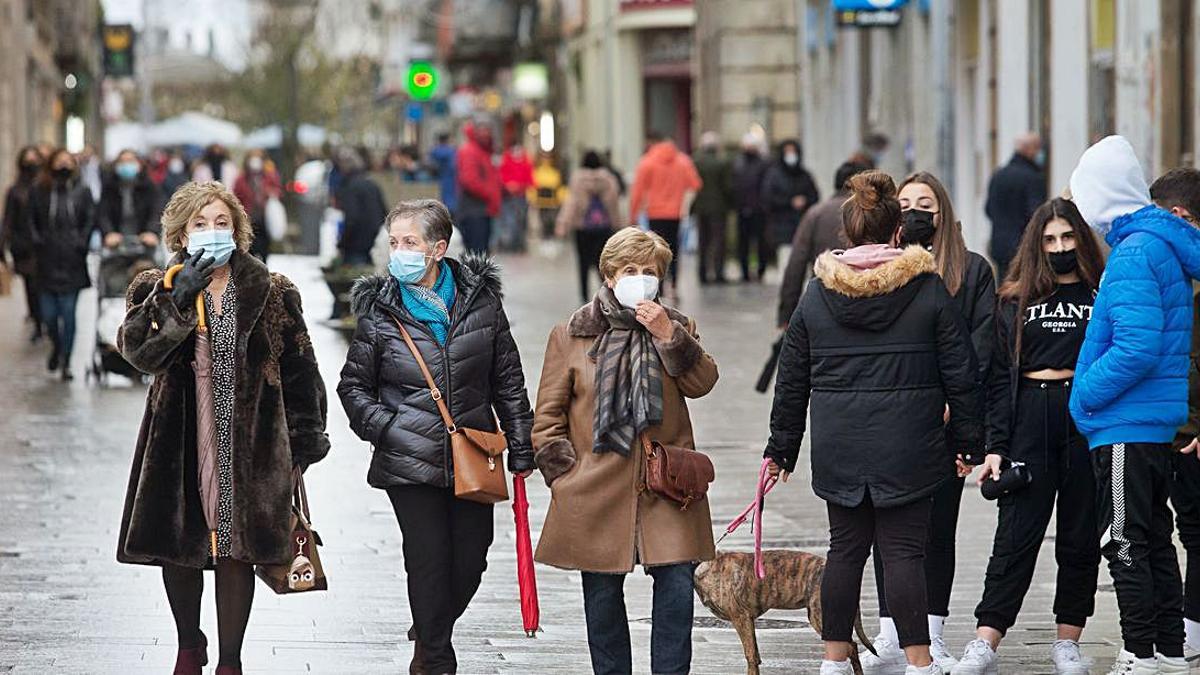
[{"xmin": 842, "ymin": 170, "xmax": 901, "ymax": 245}]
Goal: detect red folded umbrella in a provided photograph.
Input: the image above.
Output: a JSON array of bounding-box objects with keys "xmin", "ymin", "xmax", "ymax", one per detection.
[{"xmin": 512, "ymin": 474, "xmax": 540, "ymax": 637}]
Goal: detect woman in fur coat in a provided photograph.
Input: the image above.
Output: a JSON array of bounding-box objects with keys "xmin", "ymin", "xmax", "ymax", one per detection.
[{"xmin": 116, "ymin": 181, "xmax": 330, "ymax": 675}]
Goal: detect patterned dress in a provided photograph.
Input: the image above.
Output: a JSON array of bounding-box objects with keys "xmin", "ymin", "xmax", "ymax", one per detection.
[{"xmin": 204, "ymin": 279, "xmax": 238, "ymax": 558}]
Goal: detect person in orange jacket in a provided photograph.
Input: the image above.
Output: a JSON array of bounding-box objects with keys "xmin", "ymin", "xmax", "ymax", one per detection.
[{"xmin": 628, "ymin": 132, "xmax": 702, "ymax": 291}]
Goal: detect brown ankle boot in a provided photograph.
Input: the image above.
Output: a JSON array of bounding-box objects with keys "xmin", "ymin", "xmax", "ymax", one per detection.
[
  {"xmin": 215, "ymin": 666, "xmax": 242, "ymax": 675},
  {"xmin": 172, "ymin": 632, "xmax": 207, "ymax": 675}
]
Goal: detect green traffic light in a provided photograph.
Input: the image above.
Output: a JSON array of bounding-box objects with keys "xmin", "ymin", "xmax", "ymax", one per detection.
[{"xmin": 407, "ymin": 62, "xmax": 439, "ymax": 101}]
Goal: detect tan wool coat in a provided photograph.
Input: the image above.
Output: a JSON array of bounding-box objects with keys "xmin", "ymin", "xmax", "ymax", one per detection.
[{"xmin": 532, "ymin": 298, "xmax": 718, "ymax": 573}]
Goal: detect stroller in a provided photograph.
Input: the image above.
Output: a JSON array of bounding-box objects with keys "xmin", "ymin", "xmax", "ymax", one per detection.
[{"xmin": 88, "ymin": 236, "xmax": 159, "ymax": 385}]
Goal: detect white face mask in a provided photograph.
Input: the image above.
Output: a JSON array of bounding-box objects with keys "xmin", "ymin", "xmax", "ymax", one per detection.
[{"xmin": 613, "ymin": 274, "xmax": 660, "ymax": 309}]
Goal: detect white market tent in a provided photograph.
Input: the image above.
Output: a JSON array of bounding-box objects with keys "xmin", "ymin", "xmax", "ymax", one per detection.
[
  {"xmin": 242, "ymin": 123, "xmax": 329, "ymax": 149},
  {"xmin": 143, "ymin": 111, "xmax": 244, "ymax": 148}
]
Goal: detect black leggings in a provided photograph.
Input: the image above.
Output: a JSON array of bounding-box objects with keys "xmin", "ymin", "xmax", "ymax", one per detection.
[
  {"xmin": 823, "ymin": 495, "xmax": 932, "ymax": 648},
  {"xmin": 162, "ymin": 560, "xmax": 256, "ymax": 667},
  {"xmin": 874, "ymin": 475, "xmax": 963, "ymax": 618},
  {"xmin": 575, "ymin": 228, "xmax": 613, "ymax": 304},
  {"xmin": 647, "ymin": 219, "xmax": 680, "ymax": 287},
  {"xmin": 974, "ymin": 379, "xmax": 1100, "ymax": 633},
  {"xmin": 1171, "ymin": 446, "xmax": 1200, "ymax": 622}
]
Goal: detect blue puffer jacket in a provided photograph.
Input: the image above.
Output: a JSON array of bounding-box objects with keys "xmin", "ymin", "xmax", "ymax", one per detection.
[{"xmin": 1070, "ymin": 206, "xmax": 1200, "ymax": 447}]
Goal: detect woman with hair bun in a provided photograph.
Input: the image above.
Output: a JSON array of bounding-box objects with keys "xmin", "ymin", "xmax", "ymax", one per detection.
[{"xmin": 764, "ymin": 171, "xmax": 984, "ymax": 675}]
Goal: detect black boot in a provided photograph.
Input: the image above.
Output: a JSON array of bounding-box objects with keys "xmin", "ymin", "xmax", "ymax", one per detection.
[
  {"xmin": 47, "ymin": 347, "xmax": 60, "ymax": 372},
  {"xmin": 60, "ymin": 353, "xmax": 73, "ymax": 381}
]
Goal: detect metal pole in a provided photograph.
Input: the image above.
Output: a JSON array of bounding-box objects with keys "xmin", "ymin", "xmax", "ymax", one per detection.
[{"xmin": 931, "ymin": 0, "xmax": 954, "ymax": 194}]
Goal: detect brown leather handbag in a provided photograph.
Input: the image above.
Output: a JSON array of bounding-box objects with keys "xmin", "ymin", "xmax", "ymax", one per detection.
[
  {"xmin": 255, "ymin": 468, "xmax": 328, "ymax": 594},
  {"xmin": 394, "ymin": 318, "xmax": 510, "ymax": 504},
  {"xmin": 641, "ymin": 435, "xmax": 715, "ymax": 510}
]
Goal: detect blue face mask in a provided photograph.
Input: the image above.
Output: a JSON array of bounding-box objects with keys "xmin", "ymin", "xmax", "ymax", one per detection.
[
  {"xmin": 116, "ymin": 162, "xmax": 139, "ymax": 180},
  {"xmin": 389, "ymin": 249, "xmax": 433, "ymax": 284},
  {"xmin": 187, "ymin": 229, "xmax": 236, "ymax": 267}
]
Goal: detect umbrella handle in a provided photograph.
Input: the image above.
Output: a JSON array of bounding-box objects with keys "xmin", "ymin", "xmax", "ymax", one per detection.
[{"xmin": 163, "ymin": 263, "xmax": 207, "ymax": 329}]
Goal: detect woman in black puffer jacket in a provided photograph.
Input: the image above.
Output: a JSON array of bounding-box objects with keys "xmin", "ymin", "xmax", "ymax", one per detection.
[
  {"xmin": 337, "ymin": 199, "xmax": 534, "ymax": 675},
  {"xmin": 764, "ymin": 171, "xmax": 982, "ymax": 675}
]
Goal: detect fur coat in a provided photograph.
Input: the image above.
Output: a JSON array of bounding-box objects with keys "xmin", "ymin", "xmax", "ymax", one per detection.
[{"xmin": 116, "ymin": 250, "xmax": 330, "ymax": 568}]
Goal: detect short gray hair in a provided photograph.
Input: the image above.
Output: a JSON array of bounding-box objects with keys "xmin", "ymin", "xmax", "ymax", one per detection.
[{"xmin": 384, "ymin": 199, "xmax": 454, "ymax": 245}]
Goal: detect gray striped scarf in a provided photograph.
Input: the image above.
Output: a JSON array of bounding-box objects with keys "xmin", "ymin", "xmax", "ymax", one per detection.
[{"xmin": 590, "ymin": 287, "xmax": 664, "ymax": 456}]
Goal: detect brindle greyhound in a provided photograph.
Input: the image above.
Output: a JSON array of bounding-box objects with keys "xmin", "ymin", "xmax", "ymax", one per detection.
[{"xmin": 694, "ymin": 550, "xmax": 876, "ymax": 675}]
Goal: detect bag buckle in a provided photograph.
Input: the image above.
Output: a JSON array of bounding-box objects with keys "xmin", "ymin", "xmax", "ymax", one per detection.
[
  {"xmin": 431, "ymin": 388, "xmax": 443, "ymax": 401},
  {"xmin": 488, "ymin": 457, "xmax": 496, "ymax": 471},
  {"xmin": 446, "ymin": 424, "xmax": 457, "ymax": 434}
]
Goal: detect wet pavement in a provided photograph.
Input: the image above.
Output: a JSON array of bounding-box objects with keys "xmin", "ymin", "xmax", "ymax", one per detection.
[{"xmin": 0, "ymin": 248, "xmax": 1134, "ymax": 673}]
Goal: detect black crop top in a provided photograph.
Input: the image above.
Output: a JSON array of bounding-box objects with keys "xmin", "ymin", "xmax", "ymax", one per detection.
[{"xmin": 1018, "ymin": 282, "xmax": 1095, "ymax": 372}]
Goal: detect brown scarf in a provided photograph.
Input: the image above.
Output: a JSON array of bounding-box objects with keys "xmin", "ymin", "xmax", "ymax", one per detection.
[{"xmin": 590, "ymin": 287, "xmax": 664, "ymax": 456}]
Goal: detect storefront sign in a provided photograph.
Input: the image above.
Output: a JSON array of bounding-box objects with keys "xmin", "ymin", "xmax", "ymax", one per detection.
[
  {"xmin": 834, "ymin": 0, "xmax": 906, "ymax": 28},
  {"xmin": 620, "ymin": 0, "xmax": 692, "ymax": 11}
]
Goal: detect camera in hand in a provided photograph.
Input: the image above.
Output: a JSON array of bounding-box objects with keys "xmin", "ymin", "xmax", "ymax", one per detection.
[{"xmin": 981, "ymin": 459, "xmax": 1033, "ymax": 501}]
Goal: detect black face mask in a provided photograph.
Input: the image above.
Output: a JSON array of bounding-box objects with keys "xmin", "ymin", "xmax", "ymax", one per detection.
[
  {"xmin": 19, "ymin": 163, "xmax": 38, "ymax": 177},
  {"xmin": 899, "ymin": 209, "xmax": 937, "ymax": 247},
  {"xmin": 1049, "ymin": 250, "xmax": 1078, "ymax": 275},
  {"xmin": 51, "ymin": 167, "xmax": 73, "ymax": 182}
]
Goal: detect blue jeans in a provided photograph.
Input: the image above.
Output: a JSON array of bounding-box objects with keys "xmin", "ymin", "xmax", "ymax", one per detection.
[
  {"xmin": 40, "ymin": 291, "xmax": 79, "ymax": 357},
  {"xmin": 581, "ymin": 563, "xmax": 696, "ymax": 675},
  {"xmin": 458, "ymin": 215, "xmax": 492, "ymax": 255}
]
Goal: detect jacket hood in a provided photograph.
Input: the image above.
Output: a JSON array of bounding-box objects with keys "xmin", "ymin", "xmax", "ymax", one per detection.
[
  {"xmin": 464, "ymin": 123, "xmax": 493, "ymax": 153},
  {"xmin": 813, "ymin": 245, "xmax": 936, "ymax": 331},
  {"xmin": 1069, "ymin": 135, "xmax": 1151, "ymax": 236},
  {"xmin": 574, "ymin": 167, "xmax": 613, "ymax": 191},
  {"xmin": 349, "ymin": 253, "xmax": 503, "ymax": 318},
  {"xmin": 646, "ymin": 141, "xmax": 680, "ymax": 165},
  {"xmin": 1109, "ymin": 206, "xmax": 1200, "ymax": 281},
  {"xmin": 776, "ymin": 138, "xmax": 803, "ymax": 164}
]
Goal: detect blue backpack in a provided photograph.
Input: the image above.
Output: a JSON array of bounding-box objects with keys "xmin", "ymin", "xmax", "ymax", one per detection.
[{"xmin": 583, "ymin": 193, "xmax": 611, "ymax": 230}]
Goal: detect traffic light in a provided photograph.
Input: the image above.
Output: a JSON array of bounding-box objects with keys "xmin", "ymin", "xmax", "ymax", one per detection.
[
  {"xmin": 103, "ymin": 24, "xmax": 135, "ymax": 78},
  {"xmin": 407, "ymin": 62, "xmax": 439, "ymax": 101}
]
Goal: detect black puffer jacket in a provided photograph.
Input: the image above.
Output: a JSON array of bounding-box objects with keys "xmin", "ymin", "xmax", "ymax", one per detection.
[
  {"xmin": 27, "ymin": 180, "xmax": 96, "ymax": 293},
  {"xmin": 765, "ymin": 246, "xmax": 983, "ymax": 508},
  {"xmin": 337, "ymin": 255, "xmax": 535, "ymax": 489},
  {"xmin": 98, "ymin": 172, "xmax": 162, "ymax": 237}
]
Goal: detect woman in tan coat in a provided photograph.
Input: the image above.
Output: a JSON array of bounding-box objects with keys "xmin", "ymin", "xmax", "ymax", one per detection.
[{"xmin": 533, "ymin": 228, "xmax": 718, "ymax": 675}]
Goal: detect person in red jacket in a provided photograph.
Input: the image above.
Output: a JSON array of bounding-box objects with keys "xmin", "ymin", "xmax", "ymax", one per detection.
[
  {"xmin": 497, "ymin": 144, "xmax": 535, "ymax": 252},
  {"xmin": 232, "ymin": 149, "xmax": 282, "ymax": 263},
  {"xmin": 628, "ymin": 132, "xmax": 702, "ymax": 293},
  {"xmin": 456, "ymin": 122, "xmax": 502, "ymax": 254}
]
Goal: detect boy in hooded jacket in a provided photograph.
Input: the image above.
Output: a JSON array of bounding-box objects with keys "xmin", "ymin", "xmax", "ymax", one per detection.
[{"xmin": 1067, "ymin": 136, "xmax": 1200, "ymax": 674}]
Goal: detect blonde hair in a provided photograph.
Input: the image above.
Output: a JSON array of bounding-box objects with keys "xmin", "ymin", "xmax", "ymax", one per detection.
[
  {"xmin": 161, "ymin": 181, "xmax": 253, "ymax": 253},
  {"xmin": 599, "ymin": 228, "xmax": 673, "ymax": 280}
]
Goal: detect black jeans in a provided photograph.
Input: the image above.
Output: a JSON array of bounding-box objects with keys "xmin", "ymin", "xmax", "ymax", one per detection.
[
  {"xmin": 874, "ymin": 475, "xmax": 963, "ymax": 619},
  {"xmin": 1172, "ymin": 449, "xmax": 1200, "ymax": 621},
  {"xmin": 824, "ymin": 495, "xmax": 932, "ymax": 648},
  {"xmin": 458, "ymin": 214, "xmax": 492, "ymax": 255},
  {"xmin": 695, "ymin": 211, "xmax": 728, "ymax": 282},
  {"xmin": 1094, "ymin": 442, "xmax": 1185, "ymax": 658},
  {"xmin": 974, "ymin": 380, "xmax": 1100, "ymax": 633},
  {"xmin": 387, "ymin": 485, "xmax": 495, "ymax": 674},
  {"xmin": 575, "ymin": 228, "xmax": 613, "ymax": 304},
  {"xmin": 581, "ymin": 563, "xmax": 696, "ymax": 675},
  {"xmin": 647, "ymin": 219, "xmax": 680, "ymax": 287},
  {"xmin": 736, "ymin": 211, "xmax": 770, "ymax": 281}
]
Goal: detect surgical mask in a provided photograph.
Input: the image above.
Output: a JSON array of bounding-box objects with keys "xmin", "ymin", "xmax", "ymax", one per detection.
[
  {"xmin": 116, "ymin": 162, "xmax": 139, "ymax": 180},
  {"xmin": 388, "ymin": 249, "xmax": 432, "ymax": 284},
  {"xmin": 1048, "ymin": 250, "xmax": 1078, "ymax": 275},
  {"xmin": 1034, "ymin": 148, "xmax": 1047, "ymax": 167},
  {"xmin": 783, "ymin": 153, "xmax": 799, "ymax": 167},
  {"xmin": 187, "ymin": 229, "xmax": 236, "ymax": 266},
  {"xmin": 169, "ymin": 158, "xmax": 185, "ymax": 174},
  {"xmin": 899, "ymin": 209, "xmax": 937, "ymax": 247},
  {"xmin": 613, "ymin": 274, "xmax": 659, "ymax": 309},
  {"xmin": 247, "ymin": 156, "xmax": 264, "ymax": 172}
]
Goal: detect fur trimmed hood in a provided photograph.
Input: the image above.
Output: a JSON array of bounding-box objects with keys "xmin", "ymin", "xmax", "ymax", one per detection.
[
  {"xmin": 813, "ymin": 245, "xmax": 937, "ymax": 331},
  {"xmin": 349, "ymin": 253, "xmax": 503, "ymax": 318},
  {"xmin": 814, "ymin": 245, "xmax": 935, "ymax": 298}
]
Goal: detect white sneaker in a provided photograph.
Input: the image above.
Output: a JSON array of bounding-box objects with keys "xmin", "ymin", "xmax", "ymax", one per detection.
[
  {"xmin": 950, "ymin": 639, "xmax": 998, "ymax": 675},
  {"xmin": 905, "ymin": 664, "xmax": 945, "ymax": 675},
  {"xmin": 931, "ymin": 635, "xmax": 959, "ymax": 670},
  {"xmin": 1052, "ymin": 640, "xmax": 1091, "ymax": 674},
  {"xmin": 820, "ymin": 659, "xmax": 855, "ymax": 675},
  {"xmin": 1185, "ymin": 643, "xmax": 1200, "ymax": 668},
  {"xmin": 1157, "ymin": 652, "xmax": 1191, "ymax": 674},
  {"xmin": 861, "ymin": 634, "xmax": 909, "ymax": 675},
  {"xmin": 1106, "ymin": 649, "xmax": 1159, "ymax": 675}
]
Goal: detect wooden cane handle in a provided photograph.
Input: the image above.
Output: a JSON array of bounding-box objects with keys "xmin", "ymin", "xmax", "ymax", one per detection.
[{"xmin": 161, "ymin": 263, "xmax": 206, "ymax": 329}]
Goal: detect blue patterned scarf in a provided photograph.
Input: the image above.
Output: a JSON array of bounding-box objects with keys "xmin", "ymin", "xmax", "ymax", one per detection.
[{"xmin": 398, "ymin": 260, "xmax": 456, "ymax": 345}]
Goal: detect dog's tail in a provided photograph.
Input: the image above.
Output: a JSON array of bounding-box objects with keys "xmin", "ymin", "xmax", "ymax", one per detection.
[{"xmin": 854, "ymin": 612, "xmax": 877, "ymax": 657}]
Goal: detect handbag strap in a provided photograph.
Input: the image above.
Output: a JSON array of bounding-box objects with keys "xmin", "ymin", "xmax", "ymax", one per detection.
[
  {"xmin": 392, "ymin": 316, "xmax": 458, "ymax": 433},
  {"xmin": 292, "ymin": 466, "xmax": 311, "ymax": 522}
]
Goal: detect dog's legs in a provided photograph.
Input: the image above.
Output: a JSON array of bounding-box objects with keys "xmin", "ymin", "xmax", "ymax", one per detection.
[{"xmin": 729, "ymin": 615, "xmax": 761, "ymax": 675}]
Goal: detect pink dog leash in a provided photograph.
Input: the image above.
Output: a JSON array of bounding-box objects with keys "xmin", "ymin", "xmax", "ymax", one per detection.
[{"xmin": 716, "ymin": 458, "xmax": 778, "ymax": 579}]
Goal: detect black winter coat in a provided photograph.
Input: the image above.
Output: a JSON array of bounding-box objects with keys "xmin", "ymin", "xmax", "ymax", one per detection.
[
  {"xmin": 338, "ymin": 255, "xmax": 535, "ymax": 489},
  {"xmin": 985, "ymin": 154, "xmax": 1046, "ymax": 265},
  {"xmin": 334, "ymin": 171, "xmax": 388, "ymax": 259},
  {"xmin": 27, "ymin": 180, "xmax": 96, "ymax": 293},
  {"xmin": 98, "ymin": 173, "xmax": 163, "ymax": 237},
  {"xmin": 765, "ymin": 246, "xmax": 984, "ymax": 508},
  {"xmin": 731, "ymin": 152, "xmax": 769, "ymax": 216},
  {"xmin": 2, "ymin": 178, "xmax": 37, "ymax": 273},
  {"xmin": 761, "ymin": 161, "xmax": 820, "ymax": 245}
]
